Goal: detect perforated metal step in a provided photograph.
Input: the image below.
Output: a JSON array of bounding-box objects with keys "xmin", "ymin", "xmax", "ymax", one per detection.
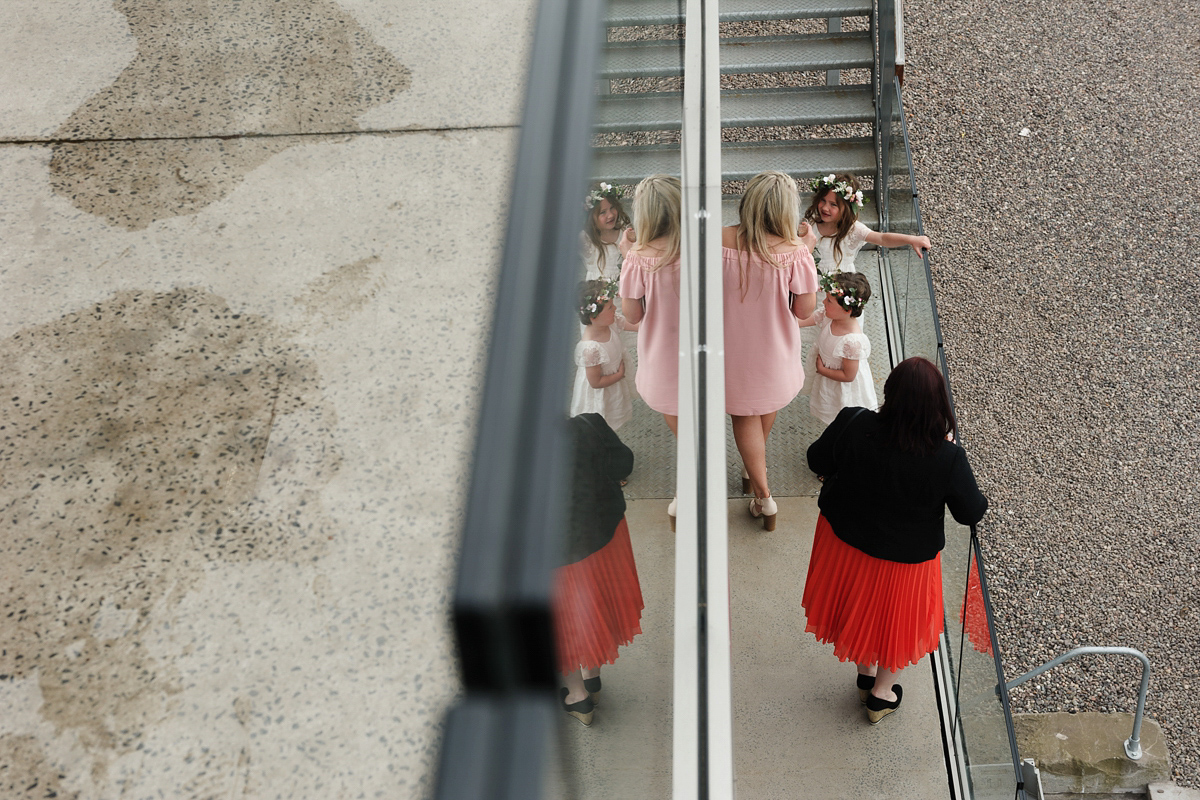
[
  {"xmin": 603, "ymin": 33, "xmax": 871, "ymax": 79},
  {"xmin": 594, "ymin": 85, "xmax": 873, "ymax": 133},
  {"xmin": 606, "ymin": 0, "xmax": 873, "ymax": 28},
  {"xmin": 591, "ymin": 137, "xmax": 891, "ymax": 185}
]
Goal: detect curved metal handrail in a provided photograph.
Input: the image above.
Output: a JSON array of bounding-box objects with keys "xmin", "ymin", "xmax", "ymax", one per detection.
[{"xmin": 1005, "ymin": 647, "xmax": 1152, "ymax": 761}]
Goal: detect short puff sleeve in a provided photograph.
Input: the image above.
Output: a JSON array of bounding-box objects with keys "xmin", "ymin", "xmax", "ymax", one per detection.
[
  {"xmin": 836, "ymin": 333, "xmax": 871, "ymax": 361},
  {"xmin": 786, "ymin": 248, "xmax": 819, "ymax": 295},
  {"xmin": 619, "ymin": 255, "xmax": 646, "ymax": 300},
  {"xmin": 575, "ymin": 340, "xmax": 606, "ymax": 368},
  {"xmin": 846, "ymin": 221, "xmax": 872, "ymax": 252}
]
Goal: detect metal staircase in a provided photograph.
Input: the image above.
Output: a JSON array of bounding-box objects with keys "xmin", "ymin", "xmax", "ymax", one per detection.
[{"xmin": 594, "ymin": 0, "xmax": 889, "ymax": 227}]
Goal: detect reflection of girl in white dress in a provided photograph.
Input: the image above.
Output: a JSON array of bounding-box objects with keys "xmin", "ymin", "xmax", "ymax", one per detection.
[
  {"xmin": 804, "ymin": 174, "xmax": 931, "ymax": 274},
  {"xmin": 799, "ymin": 271, "xmax": 878, "ymax": 425},
  {"xmin": 571, "ymin": 279, "xmax": 637, "ymax": 432},
  {"xmin": 580, "ymin": 182, "xmax": 632, "ymax": 280}
]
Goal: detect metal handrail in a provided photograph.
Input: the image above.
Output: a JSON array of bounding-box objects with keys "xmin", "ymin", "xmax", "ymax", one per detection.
[
  {"xmin": 1005, "ymin": 647, "xmax": 1152, "ymax": 761},
  {"xmin": 883, "ymin": 76, "xmax": 1028, "ymax": 798}
]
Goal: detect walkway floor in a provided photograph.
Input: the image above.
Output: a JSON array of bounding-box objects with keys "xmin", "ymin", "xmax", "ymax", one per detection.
[{"xmin": 561, "ymin": 498, "xmax": 950, "ymax": 800}]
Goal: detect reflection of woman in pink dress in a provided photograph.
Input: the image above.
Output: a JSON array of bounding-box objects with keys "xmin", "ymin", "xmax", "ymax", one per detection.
[
  {"xmin": 722, "ymin": 171, "xmax": 819, "ymax": 530},
  {"xmin": 618, "ymin": 174, "xmax": 682, "ymax": 527}
]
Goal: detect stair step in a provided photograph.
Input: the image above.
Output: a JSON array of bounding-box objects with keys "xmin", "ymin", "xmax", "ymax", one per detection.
[
  {"xmin": 594, "ymin": 85, "xmax": 874, "ymax": 133},
  {"xmin": 591, "ymin": 137, "xmax": 890, "ymax": 185},
  {"xmin": 604, "ymin": 33, "xmax": 872, "ymax": 79},
  {"xmin": 721, "ymin": 33, "xmax": 873, "ymax": 74},
  {"xmin": 606, "ymin": 0, "xmax": 873, "ymax": 27}
]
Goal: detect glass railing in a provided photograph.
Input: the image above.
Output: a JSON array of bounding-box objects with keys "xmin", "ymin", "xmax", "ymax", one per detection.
[
  {"xmin": 441, "ymin": 4, "xmax": 1028, "ymax": 797},
  {"xmin": 438, "ymin": 0, "xmax": 720, "ymax": 796},
  {"xmin": 878, "ymin": 75, "xmax": 1027, "ymax": 800}
]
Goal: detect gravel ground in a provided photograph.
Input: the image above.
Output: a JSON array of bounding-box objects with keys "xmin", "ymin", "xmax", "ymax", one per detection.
[{"xmin": 902, "ymin": 0, "xmax": 1200, "ymax": 787}]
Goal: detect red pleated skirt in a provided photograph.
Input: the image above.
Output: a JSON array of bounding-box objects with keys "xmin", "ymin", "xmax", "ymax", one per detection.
[
  {"xmin": 802, "ymin": 514, "xmax": 943, "ymax": 671},
  {"xmin": 553, "ymin": 518, "xmax": 645, "ymax": 675}
]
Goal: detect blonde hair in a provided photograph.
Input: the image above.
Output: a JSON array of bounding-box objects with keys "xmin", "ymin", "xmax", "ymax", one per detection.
[
  {"xmin": 631, "ymin": 175, "xmax": 681, "ymax": 271},
  {"xmin": 734, "ymin": 171, "xmax": 801, "ymax": 299}
]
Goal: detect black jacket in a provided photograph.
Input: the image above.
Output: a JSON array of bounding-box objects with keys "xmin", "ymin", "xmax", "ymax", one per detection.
[
  {"xmin": 807, "ymin": 407, "xmax": 988, "ymax": 563},
  {"xmin": 565, "ymin": 414, "xmax": 634, "ymax": 564}
]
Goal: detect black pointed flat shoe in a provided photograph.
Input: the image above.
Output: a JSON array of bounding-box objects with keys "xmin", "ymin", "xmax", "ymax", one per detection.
[
  {"xmin": 856, "ymin": 673, "xmax": 876, "ymax": 705},
  {"xmin": 865, "ymin": 684, "xmax": 903, "ymax": 725},
  {"xmin": 561, "ymin": 687, "xmax": 594, "ymax": 727}
]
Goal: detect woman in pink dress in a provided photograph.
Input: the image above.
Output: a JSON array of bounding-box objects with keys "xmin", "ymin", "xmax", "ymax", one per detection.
[
  {"xmin": 722, "ymin": 171, "xmax": 819, "ymax": 530},
  {"xmin": 618, "ymin": 174, "xmax": 682, "ymax": 526}
]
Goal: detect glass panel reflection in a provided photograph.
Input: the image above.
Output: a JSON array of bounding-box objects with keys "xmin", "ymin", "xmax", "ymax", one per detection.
[{"xmin": 553, "ymin": 8, "xmax": 684, "ymax": 796}]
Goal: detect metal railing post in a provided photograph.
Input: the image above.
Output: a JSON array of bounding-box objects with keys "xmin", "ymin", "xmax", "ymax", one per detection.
[
  {"xmin": 875, "ymin": 0, "xmax": 896, "ymax": 231},
  {"xmin": 1005, "ymin": 647, "xmax": 1152, "ymax": 760}
]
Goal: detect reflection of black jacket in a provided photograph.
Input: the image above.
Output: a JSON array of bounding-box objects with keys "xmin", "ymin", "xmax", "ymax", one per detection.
[
  {"xmin": 565, "ymin": 414, "xmax": 634, "ymax": 565},
  {"xmin": 807, "ymin": 407, "xmax": 988, "ymax": 564}
]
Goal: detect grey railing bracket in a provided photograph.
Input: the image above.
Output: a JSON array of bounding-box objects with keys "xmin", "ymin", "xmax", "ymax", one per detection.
[{"xmin": 1004, "ymin": 646, "xmax": 1151, "ymax": 761}]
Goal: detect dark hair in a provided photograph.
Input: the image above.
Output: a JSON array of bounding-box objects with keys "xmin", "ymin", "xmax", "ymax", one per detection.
[
  {"xmin": 577, "ymin": 279, "xmax": 614, "ymax": 326},
  {"xmin": 877, "ymin": 357, "xmax": 957, "ymax": 455},
  {"xmin": 829, "ymin": 271, "xmax": 871, "ymax": 318},
  {"xmin": 803, "ymin": 173, "xmax": 860, "ymax": 265}
]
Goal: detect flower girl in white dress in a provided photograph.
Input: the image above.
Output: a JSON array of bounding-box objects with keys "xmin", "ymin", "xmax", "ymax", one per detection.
[
  {"xmin": 804, "ymin": 173, "xmax": 931, "ymax": 274},
  {"xmin": 571, "ymin": 279, "xmax": 637, "ymax": 431},
  {"xmin": 798, "ymin": 271, "xmax": 878, "ymax": 425}
]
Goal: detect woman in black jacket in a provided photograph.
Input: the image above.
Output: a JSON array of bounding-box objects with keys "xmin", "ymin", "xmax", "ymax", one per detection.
[
  {"xmin": 802, "ymin": 357, "xmax": 987, "ymax": 724},
  {"xmin": 554, "ymin": 413, "xmax": 644, "ymax": 726}
]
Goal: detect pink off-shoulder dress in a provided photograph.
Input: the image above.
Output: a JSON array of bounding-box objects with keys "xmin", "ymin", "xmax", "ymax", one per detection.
[
  {"xmin": 722, "ymin": 245, "xmax": 819, "ymax": 415},
  {"xmin": 619, "ymin": 251, "xmax": 681, "ymax": 416}
]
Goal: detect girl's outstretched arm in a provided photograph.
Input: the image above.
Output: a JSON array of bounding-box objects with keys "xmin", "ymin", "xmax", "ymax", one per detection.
[
  {"xmin": 815, "ymin": 354, "xmax": 859, "ymax": 382},
  {"xmin": 796, "ymin": 312, "xmax": 818, "ymax": 328},
  {"xmin": 864, "ymin": 229, "xmax": 931, "ymax": 257}
]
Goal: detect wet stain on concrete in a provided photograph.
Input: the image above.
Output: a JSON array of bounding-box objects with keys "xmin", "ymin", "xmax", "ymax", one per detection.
[
  {"xmin": 293, "ymin": 254, "xmax": 383, "ymax": 324},
  {"xmin": 49, "ymin": 0, "xmax": 411, "ymax": 229},
  {"xmin": 0, "ymin": 288, "xmax": 340, "ymax": 791}
]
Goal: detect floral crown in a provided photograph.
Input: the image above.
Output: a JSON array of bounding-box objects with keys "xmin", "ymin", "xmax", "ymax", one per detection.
[
  {"xmin": 585, "ymin": 182, "xmax": 624, "ymax": 211},
  {"xmin": 809, "ymin": 174, "xmax": 865, "ymax": 210},
  {"xmin": 819, "ymin": 270, "xmax": 868, "ymax": 311},
  {"xmin": 580, "ymin": 278, "xmax": 620, "ymax": 320}
]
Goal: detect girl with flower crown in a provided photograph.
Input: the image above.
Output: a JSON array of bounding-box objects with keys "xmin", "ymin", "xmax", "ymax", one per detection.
[
  {"xmin": 798, "ymin": 271, "xmax": 879, "ymax": 424},
  {"xmin": 581, "ymin": 182, "xmax": 632, "ymax": 280},
  {"xmin": 804, "ymin": 173, "xmax": 931, "ymax": 273},
  {"xmin": 571, "ymin": 278, "xmax": 637, "ymax": 431}
]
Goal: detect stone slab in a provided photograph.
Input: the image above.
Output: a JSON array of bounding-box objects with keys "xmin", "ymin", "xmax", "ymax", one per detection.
[
  {"xmin": 0, "ymin": 128, "xmax": 514, "ymax": 799},
  {"xmin": 1015, "ymin": 712, "xmax": 1172, "ymax": 794},
  {"xmin": 0, "ymin": 0, "xmax": 535, "ymax": 140}
]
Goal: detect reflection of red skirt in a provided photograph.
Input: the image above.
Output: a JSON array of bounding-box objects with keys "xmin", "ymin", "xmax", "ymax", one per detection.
[
  {"xmin": 960, "ymin": 549, "xmax": 995, "ymax": 657},
  {"xmin": 553, "ymin": 518, "xmax": 645, "ymax": 675},
  {"xmin": 802, "ymin": 514, "xmax": 943, "ymax": 671}
]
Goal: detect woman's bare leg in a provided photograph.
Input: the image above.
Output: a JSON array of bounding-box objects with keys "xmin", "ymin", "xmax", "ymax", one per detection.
[
  {"xmin": 562, "ymin": 669, "xmax": 588, "ymax": 704},
  {"xmin": 731, "ymin": 414, "xmax": 770, "ymax": 499},
  {"xmin": 870, "ymin": 666, "xmax": 903, "ymax": 703},
  {"xmin": 662, "ymin": 413, "xmax": 678, "ymax": 437}
]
